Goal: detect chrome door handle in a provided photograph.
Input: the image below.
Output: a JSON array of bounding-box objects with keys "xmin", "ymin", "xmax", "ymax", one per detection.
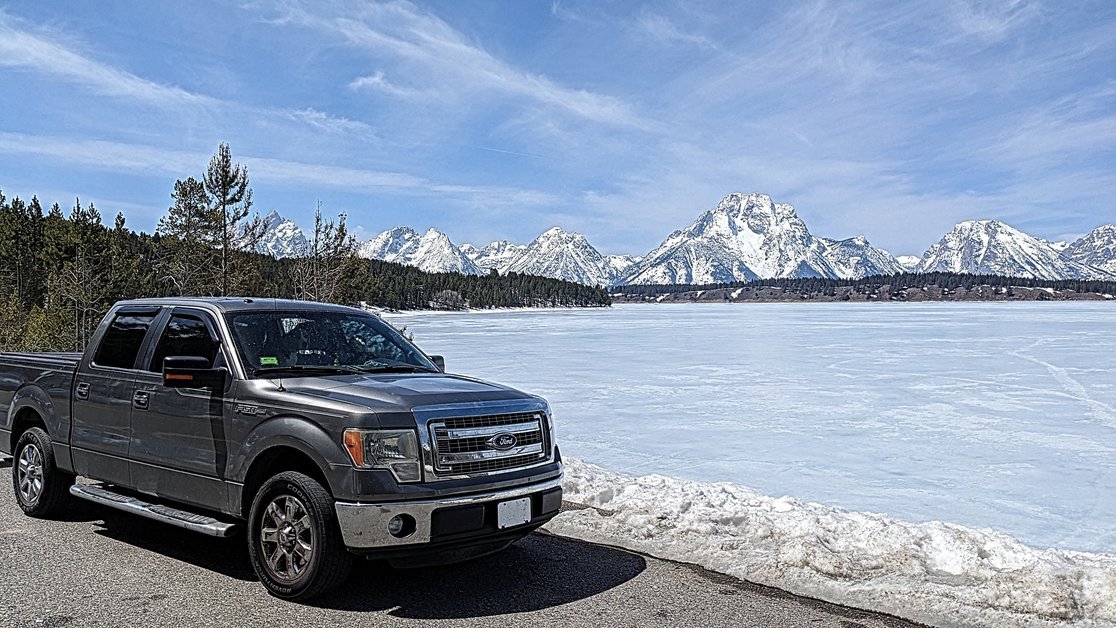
[
  {"xmin": 75, "ymin": 382, "xmax": 91, "ymax": 400},
  {"xmin": 132, "ymin": 391, "xmax": 150, "ymax": 410}
]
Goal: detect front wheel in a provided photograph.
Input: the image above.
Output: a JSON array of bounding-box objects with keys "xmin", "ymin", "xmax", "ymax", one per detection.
[
  {"xmin": 12, "ymin": 426, "xmax": 73, "ymax": 518},
  {"xmin": 247, "ymin": 471, "xmax": 352, "ymax": 600}
]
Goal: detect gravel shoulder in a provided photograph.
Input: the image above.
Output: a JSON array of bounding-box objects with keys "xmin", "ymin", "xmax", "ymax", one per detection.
[{"xmin": 0, "ymin": 463, "xmax": 918, "ymax": 628}]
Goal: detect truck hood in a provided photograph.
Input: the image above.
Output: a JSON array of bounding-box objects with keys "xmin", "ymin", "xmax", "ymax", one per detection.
[{"xmin": 274, "ymin": 372, "xmax": 538, "ymax": 417}]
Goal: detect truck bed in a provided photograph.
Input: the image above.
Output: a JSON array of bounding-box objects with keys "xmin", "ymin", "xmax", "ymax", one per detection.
[{"xmin": 0, "ymin": 352, "xmax": 83, "ymax": 372}]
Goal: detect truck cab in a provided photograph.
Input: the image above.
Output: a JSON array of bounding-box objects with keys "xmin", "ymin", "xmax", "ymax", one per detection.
[{"xmin": 2, "ymin": 298, "xmax": 563, "ymax": 600}]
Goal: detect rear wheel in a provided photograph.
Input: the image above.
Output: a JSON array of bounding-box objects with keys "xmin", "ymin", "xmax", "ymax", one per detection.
[
  {"xmin": 12, "ymin": 427, "xmax": 73, "ymax": 518},
  {"xmin": 247, "ymin": 471, "xmax": 352, "ymax": 600}
]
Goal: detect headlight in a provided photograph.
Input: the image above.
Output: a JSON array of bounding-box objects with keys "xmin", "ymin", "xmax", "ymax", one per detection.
[{"xmin": 343, "ymin": 429, "xmax": 422, "ymax": 483}]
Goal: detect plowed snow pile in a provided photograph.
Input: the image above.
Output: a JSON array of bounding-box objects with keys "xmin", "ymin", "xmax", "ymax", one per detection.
[{"xmin": 546, "ymin": 459, "xmax": 1116, "ymax": 628}]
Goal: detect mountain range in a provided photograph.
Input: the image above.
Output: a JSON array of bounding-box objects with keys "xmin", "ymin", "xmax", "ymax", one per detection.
[{"xmin": 251, "ymin": 194, "xmax": 1116, "ymax": 286}]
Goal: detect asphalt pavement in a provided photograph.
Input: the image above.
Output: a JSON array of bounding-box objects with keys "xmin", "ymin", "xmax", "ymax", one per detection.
[{"xmin": 0, "ymin": 462, "xmax": 919, "ymax": 627}]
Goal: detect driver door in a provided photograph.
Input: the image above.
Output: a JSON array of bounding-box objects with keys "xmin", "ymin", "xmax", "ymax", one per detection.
[{"xmin": 129, "ymin": 308, "xmax": 231, "ymax": 511}]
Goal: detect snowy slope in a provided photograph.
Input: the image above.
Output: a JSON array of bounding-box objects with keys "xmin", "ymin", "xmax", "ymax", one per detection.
[
  {"xmin": 1062, "ymin": 225, "xmax": 1116, "ymax": 275},
  {"xmin": 358, "ymin": 226, "xmax": 481, "ymax": 275},
  {"xmin": 601, "ymin": 254, "xmax": 640, "ymax": 280},
  {"xmin": 916, "ymin": 220, "xmax": 1111, "ymax": 280},
  {"xmin": 549, "ymin": 458, "xmax": 1116, "ymax": 628},
  {"xmin": 818, "ymin": 236, "xmax": 905, "ymax": 279},
  {"xmin": 251, "ymin": 210, "xmax": 309, "ymax": 258},
  {"xmin": 896, "ymin": 255, "xmax": 922, "ymax": 271},
  {"xmin": 621, "ymin": 193, "xmax": 854, "ymax": 285},
  {"xmin": 464, "ymin": 229, "xmax": 636, "ymax": 286},
  {"xmin": 505, "ymin": 227, "xmax": 619, "ymax": 287},
  {"xmin": 461, "ymin": 240, "xmax": 528, "ymax": 273}
]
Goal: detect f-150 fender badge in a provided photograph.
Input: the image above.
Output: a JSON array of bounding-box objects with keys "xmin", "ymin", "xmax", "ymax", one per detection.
[{"xmin": 235, "ymin": 404, "xmax": 268, "ymax": 417}]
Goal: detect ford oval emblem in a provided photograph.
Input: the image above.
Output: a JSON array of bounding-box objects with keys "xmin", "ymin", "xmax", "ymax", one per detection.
[{"xmin": 487, "ymin": 432, "xmax": 518, "ymax": 451}]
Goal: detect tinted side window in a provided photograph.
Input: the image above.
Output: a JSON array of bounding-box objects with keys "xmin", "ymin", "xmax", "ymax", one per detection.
[
  {"xmin": 148, "ymin": 314, "xmax": 219, "ymax": 371},
  {"xmin": 92, "ymin": 313, "xmax": 156, "ymax": 369}
]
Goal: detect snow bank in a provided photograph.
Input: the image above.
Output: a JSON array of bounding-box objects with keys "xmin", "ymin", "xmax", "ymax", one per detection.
[{"xmin": 547, "ymin": 459, "xmax": 1116, "ymax": 628}]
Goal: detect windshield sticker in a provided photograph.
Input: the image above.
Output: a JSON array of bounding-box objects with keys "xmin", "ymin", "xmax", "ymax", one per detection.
[{"xmin": 259, "ymin": 356, "xmax": 279, "ymax": 366}]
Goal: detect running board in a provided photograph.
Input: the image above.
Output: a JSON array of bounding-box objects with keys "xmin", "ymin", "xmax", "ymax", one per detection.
[{"xmin": 69, "ymin": 484, "xmax": 239, "ymax": 537}]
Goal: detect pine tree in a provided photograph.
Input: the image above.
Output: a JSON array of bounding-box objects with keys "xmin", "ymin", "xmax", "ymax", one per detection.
[
  {"xmin": 203, "ymin": 142, "xmax": 261, "ymax": 295},
  {"xmin": 291, "ymin": 202, "xmax": 360, "ymax": 304},
  {"xmin": 157, "ymin": 176, "xmax": 217, "ymax": 295}
]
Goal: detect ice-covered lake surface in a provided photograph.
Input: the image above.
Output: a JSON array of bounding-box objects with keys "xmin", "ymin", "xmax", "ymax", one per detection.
[{"xmin": 398, "ymin": 302, "xmax": 1116, "ymax": 555}]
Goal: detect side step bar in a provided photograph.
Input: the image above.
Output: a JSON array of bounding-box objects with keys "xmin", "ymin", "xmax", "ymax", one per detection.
[{"xmin": 70, "ymin": 484, "xmax": 239, "ymax": 537}]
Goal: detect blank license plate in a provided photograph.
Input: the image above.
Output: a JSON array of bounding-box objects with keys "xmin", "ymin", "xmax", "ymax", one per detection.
[{"xmin": 497, "ymin": 497, "xmax": 532, "ymax": 529}]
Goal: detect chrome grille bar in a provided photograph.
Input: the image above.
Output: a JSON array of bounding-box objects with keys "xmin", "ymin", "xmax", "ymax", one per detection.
[
  {"xmin": 427, "ymin": 410, "xmax": 550, "ymax": 478},
  {"xmin": 439, "ymin": 421, "xmax": 540, "ymax": 440}
]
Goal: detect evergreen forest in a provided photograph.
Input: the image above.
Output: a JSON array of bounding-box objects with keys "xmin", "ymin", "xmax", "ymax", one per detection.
[{"xmin": 0, "ymin": 145, "xmax": 610, "ymax": 352}]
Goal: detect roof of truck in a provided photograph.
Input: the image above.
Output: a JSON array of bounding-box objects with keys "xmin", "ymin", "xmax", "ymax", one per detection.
[{"xmin": 114, "ymin": 297, "xmax": 365, "ymax": 314}]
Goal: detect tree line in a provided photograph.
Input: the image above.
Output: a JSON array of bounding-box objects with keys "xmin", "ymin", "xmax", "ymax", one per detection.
[
  {"xmin": 0, "ymin": 144, "xmax": 610, "ymax": 352},
  {"xmin": 613, "ymin": 272, "xmax": 1116, "ymax": 298}
]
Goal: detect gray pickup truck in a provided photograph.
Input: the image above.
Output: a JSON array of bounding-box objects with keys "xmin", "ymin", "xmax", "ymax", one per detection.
[{"xmin": 1, "ymin": 298, "xmax": 562, "ymax": 599}]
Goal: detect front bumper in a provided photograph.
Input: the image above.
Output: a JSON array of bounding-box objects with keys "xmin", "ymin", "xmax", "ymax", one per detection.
[{"xmin": 334, "ymin": 476, "xmax": 563, "ymax": 550}]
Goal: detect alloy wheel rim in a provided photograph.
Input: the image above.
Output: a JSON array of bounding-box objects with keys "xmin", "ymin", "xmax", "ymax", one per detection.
[
  {"xmin": 17, "ymin": 443, "xmax": 44, "ymax": 505},
  {"xmin": 259, "ymin": 494, "xmax": 315, "ymax": 582}
]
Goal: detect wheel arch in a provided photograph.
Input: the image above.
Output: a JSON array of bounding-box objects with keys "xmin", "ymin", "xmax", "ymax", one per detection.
[
  {"xmin": 238, "ymin": 443, "xmax": 334, "ymax": 519},
  {"xmin": 9, "ymin": 405, "xmax": 47, "ymax": 452}
]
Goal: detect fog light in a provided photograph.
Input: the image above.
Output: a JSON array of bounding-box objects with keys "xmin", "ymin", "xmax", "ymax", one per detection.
[{"xmin": 388, "ymin": 514, "xmax": 416, "ymax": 538}]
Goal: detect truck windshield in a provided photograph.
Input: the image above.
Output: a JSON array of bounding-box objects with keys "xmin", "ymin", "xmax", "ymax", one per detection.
[{"xmin": 225, "ymin": 310, "xmax": 437, "ymax": 377}]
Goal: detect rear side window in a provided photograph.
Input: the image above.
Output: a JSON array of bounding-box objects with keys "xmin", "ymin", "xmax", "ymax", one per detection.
[
  {"xmin": 92, "ymin": 312, "xmax": 157, "ymax": 369},
  {"xmin": 148, "ymin": 314, "xmax": 219, "ymax": 371}
]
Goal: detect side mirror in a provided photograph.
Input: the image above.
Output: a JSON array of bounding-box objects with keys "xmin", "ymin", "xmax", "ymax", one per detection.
[
  {"xmin": 163, "ymin": 356, "xmax": 227, "ymax": 389},
  {"xmin": 429, "ymin": 355, "xmax": 445, "ymax": 372}
]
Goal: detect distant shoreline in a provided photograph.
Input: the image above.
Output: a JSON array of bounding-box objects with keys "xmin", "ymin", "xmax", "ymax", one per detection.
[{"xmin": 611, "ymin": 283, "xmax": 1116, "ymax": 304}]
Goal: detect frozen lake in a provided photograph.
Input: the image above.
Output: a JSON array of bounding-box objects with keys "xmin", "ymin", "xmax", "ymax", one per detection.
[{"xmin": 398, "ymin": 303, "xmax": 1116, "ymax": 554}]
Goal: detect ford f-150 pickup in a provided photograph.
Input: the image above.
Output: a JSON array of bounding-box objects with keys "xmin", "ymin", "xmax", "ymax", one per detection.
[{"xmin": 0, "ymin": 298, "xmax": 563, "ymax": 599}]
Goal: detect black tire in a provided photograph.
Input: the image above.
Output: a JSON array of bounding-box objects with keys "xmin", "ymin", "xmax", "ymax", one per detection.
[
  {"xmin": 247, "ymin": 471, "xmax": 352, "ymax": 600},
  {"xmin": 12, "ymin": 426, "xmax": 73, "ymax": 518}
]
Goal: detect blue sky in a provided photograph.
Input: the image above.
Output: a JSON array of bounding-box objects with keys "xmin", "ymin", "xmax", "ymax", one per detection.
[{"xmin": 0, "ymin": 1, "xmax": 1113, "ymax": 257}]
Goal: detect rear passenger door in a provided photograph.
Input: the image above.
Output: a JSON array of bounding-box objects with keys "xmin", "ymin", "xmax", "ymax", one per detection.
[
  {"xmin": 71, "ymin": 308, "xmax": 160, "ymax": 486},
  {"xmin": 129, "ymin": 308, "xmax": 230, "ymax": 511}
]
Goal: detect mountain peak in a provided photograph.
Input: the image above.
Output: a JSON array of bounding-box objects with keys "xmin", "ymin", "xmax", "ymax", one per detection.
[
  {"xmin": 917, "ymin": 218, "xmax": 1110, "ymax": 280},
  {"xmin": 359, "ymin": 226, "xmax": 480, "ymax": 275},
  {"xmin": 541, "ymin": 226, "xmax": 568, "ymax": 237},
  {"xmin": 250, "ymin": 210, "xmax": 308, "ymax": 258},
  {"xmin": 1062, "ymin": 224, "xmax": 1116, "ymax": 275}
]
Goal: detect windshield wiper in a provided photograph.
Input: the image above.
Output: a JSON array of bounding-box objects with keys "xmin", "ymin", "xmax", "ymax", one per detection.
[
  {"xmin": 358, "ymin": 364, "xmax": 437, "ymax": 373},
  {"xmin": 254, "ymin": 365, "xmax": 366, "ymax": 377}
]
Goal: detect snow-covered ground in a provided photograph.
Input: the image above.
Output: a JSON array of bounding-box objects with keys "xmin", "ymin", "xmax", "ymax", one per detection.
[
  {"xmin": 400, "ymin": 302, "xmax": 1116, "ymax": 626},
  {"xmin": 549, "ymin": 458, "xmax": 1116, "ymax": 628}
]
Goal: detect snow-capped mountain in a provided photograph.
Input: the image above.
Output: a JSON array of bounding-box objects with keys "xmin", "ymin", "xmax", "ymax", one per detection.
[
  {"xmin": 1061, "ymin": 225, "xmax": 1116, "ymax": 275},
  {"xmin": 602, "ymin": 254, "xmax": 641, "ymax": 280},
  {"xmin": 461, "ymin": 240, "xmax": 528, "ymax": 273},
  {"xmin": 818, "ymin": 236, "xmax": 906, "ymax": 279},
  {"xmin": 359, "ymin": 226, "xmax": 481, "ymax": 275},
  {"xmin": 251, "ymin": 210, "xmax": 309, "ymax": 258},
  {"xmin": 620, "ymin": 193, "xmax": 899, "ymax": 285},
  {"xmin": 896, "ymin": 255, "xmax": 922, "ymax": 271},
  {"xmin": 915, "ymin": 220, "xmax": 1111, "ymax": 280},
  {"xmin": 248, "ymin": 201, "xmax": 1116, "ymax": 287},
  {"xmin": 462, "ymin": 229, "xmax": 636, "ymax": 286},
  {"xmin": 504, "ymin": 227, "xmax": 622, "ymax": 287}
]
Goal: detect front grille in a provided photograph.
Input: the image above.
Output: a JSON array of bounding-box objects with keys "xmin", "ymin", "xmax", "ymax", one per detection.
[{"xmin": 429, "ymin": 411, "xmax": 549, "ymax": 477}]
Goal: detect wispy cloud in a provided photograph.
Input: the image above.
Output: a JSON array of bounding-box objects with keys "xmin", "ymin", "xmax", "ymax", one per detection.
[
  {"xmin": 0, "ymin": 132, "xmax": 555, "ymax": 209},
  {"xmin": 634, "ymin": 13, "xmax": 719, "ymax": 51},
  {"xmin": 949, "ymin": 0, "xmax": 1041, "ymax": 40},
  {"xmin": 347, "ymin": 71, "xmax": 431, "ymax": 100},
  {"xmin": 0, "ymin": 10, "xmax": 210, "ymax": 107},
  {"xmin": 0, "ymin": 10, "xmax": 383, "ymax": 146},
  {"xmin": 280, "ymin": 107, "xmax": 380, "ymax": 141},
  {"xmin": 271, "ymin": 0, "xmax": 642, "ymax": 127}
]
